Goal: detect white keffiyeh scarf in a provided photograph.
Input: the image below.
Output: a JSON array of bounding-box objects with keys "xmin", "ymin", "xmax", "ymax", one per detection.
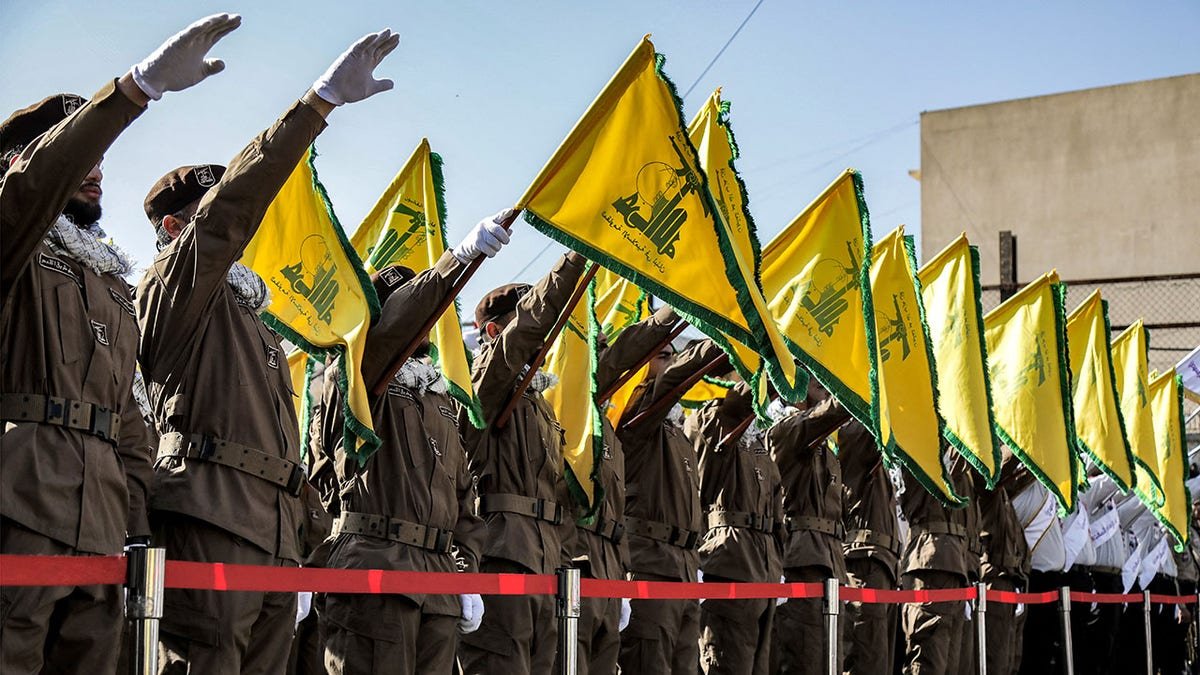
[
  {"xmin": 392, "ymin": 358, "xmax": 446, "ymax": 397},
  {"xmin": 738, "ymin": 420, "xmax": 766, "ymax": 449},
  {"xmin": 45, "ymin": 215, "xmax": 134, "ymax": 277},
  {"xmin": 766, "ymin": 399, "xmax": 801, "ymax": 424}
]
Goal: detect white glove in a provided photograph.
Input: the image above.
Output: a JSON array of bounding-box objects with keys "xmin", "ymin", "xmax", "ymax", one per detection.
[
  {"xmin": 619, "ymin": 598, "xmax": 631, "ymax": 632},
  {"xmin": 295, "ymin": 591, "xmax": 313, "ymax": 628},
  {"xmin": 131, "ymin": 13, "xmax": 241, "ymax": 100},
  {"xmin": 964, "ymin": 600, "xmax": 973, "ymax": 621},
  {"xmin": 452, "ymin": 210, "xmax": 513, "ymax": 264},
  {"xmin": 697, "ymin": 569, "xmax": 705, "ymax": 604},
  {"xmin": 313, "ymin": 29, "xmax": 400, "ymax": 106},
  {"xmin": 777, "ymin": 575, "xmax": 788, "ymax": 606},
  {"xmin": 1015, "ymin": 602, "xmax": 1025, "ymax": 617},
  {"xmin": 459, "ymin": 593, "xmax": 484, "ymax": 634}
]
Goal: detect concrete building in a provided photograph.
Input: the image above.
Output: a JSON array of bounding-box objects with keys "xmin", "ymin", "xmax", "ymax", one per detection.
[{"xmin": 919, "ymin": 73, "xmax": 1200, "ymax": 379}]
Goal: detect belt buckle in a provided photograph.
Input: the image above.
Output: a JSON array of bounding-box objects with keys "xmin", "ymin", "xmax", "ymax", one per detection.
[
  {"xmin": 44, "ymin": 396, "xmax": 67, "ymax": 426},
  {"xmin": 747, "ymin": 513, "xmax": 762, "ymax": 530},
  {"xmin": 91, "ymin": 406, "xmax": 114, "ymax": 442},
  {"xmin": 285, "ymin": 464, "xmax": 305, "ymax": 498},
  {"xmin": 433, "ymin": 529, "xmax": 454, "ymax": 554},
  {"xmin": 196, "ymin": 436, "xmax": 218, "ymax": 461}
]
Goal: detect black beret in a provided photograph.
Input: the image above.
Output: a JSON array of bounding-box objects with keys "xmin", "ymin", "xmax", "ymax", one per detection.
[
  {"xmin": 474, "ymin": 283, "xmax": 531, "ymax": 328},
  {"xmin": 143, "ymin": 164, "xmax": 226, "ymax": 224},
  {"xmin": 0, "ymin": 93, "xmax": 86, "ymax": 167},
  {"xmin": 370, "ymin": 264, "xmax": 417, "ymax": 305}
]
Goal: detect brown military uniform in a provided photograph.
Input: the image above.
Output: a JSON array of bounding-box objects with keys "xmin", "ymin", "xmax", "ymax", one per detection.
[
  {"xmin": 1, "ymin": 82, "xmax": 155, "ymax": 673},
  {"xmin": 975, "ymin": 472, "xmax": 1028, "ymax": 675},
  {"xmin": 837, "ymin": 419, "xmax": 901, "ymax": 675},
  {"xmin": 316, "ymin": 253, "xmax": 487, "ymax": 675},
  {"xmin": 457, "ymin": 253, "xmax": 584, "ymax": 675},
  {"xmin": 687, "ymin": 379, "xmax": 784, "ymax": 675},
  {"xmin": 898, "ymin": 454, "xmax": 976, "ymax": 675},
  {"xmin": 555, "ymin": 309, "xmax": 674, "ymax": 675},
  {"xmin": 136, "ymin": 98, "xmax": 328, "ymax": 674},
  {"xmin": 767, "ymin": 397, "xmax": 851, "ymax": 674},
  {"xmin": 616, "ymin": 327, "xmax": 709, "ymax": 675}
]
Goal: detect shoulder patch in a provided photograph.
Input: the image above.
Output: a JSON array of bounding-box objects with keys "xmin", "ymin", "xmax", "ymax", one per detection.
[
  {"xmin": 438, "ymin": 405, "xmax": 457, "ymax": 422},
  {"xmin": 108, "ymin": 287, "xmax": 136, "ymax": 317},
  {"xmin": 266, "ymin": 346, "xmax": 279, "ymax": 369},
  {"xmin": 38, "ymin": 253, "xmax": 80, "ymax": 286},
  {"xmin": 90, "ymin": 320, "xmax": 109, "ymax": 346}
]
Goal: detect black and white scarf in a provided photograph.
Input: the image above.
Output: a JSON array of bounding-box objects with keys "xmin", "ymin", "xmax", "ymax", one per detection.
[
  {"xmin": 392, "ymin": 358, "xmax": 446, "ymax": 397},
  {"xmin": 45, "ymin": 215, "xmax": 134, "ymax": 277}
]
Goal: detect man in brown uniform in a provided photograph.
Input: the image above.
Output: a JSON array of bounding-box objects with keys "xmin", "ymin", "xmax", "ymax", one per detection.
[
  {"xmin": 0, "ymin": 15, "xmax": 237, "ymax": 673},
  {"xmin": 616, "ymin": 330, "xmax": 713, "ymax": 674},
  {"xmin": 553, "ymin": 305, "xmax": 682, "ymax": 675},
  {"xmin": 135, "ymin": 30, "xmax": 399, "ymax": 674},
  {"xmin": 975, "ymin": 470, "xmax": 1029, "ymax": 675},
  {"xmin": 898, "ymin": 452, "xmax": 976, "ymax": 675},
  {"xmin": 317, "ymin": 244, "xmax": 507, "ymax": 672},
  {"xmin": 838, "ymin": 419, "xmax": 902, "ymax": 675},
  {"xmin": 458, "ymin": 252, "xmax": 587, "ymax": 675},
  {"xmin": 768, "ymin": 382, "xmax": 852, "ymax": 674},
  {"xmin": 688, "ymin": 373, "xmax": 785, "ymax": 675}
]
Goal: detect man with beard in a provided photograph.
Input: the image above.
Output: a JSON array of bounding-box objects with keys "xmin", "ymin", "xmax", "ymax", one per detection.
[
  {"xmin": 0, "ymin": 14, "xmax": 237, "ymax": 673},
  {"xmin": 457, "ymin": 252, "xmax": 587, "ymax": 675},
  {"xmin": 135, "ymin": 28, "xmax": 399, "ymax": 673},
  {"xmin": 316, "ymin": 215, "xmax": 509, "ymax": 672}
]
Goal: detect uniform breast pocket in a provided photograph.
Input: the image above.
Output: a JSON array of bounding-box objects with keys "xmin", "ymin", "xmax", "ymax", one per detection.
[{"xmin": 53, "ymin": 281, "xmax": 88, "ymax": 365}]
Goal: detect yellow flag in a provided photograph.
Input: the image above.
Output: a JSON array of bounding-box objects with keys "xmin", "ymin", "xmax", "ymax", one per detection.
[
  {"xmin": 518, "ymin": 37, "xmax": 789, "ymax": 416},
  {"xmin": 1147, "ymin": 371, "xmax": 1191, "ymax": 549},
  {"xmin": 543, "ymin": 271, "xmax": 604, "ymax": 509},
  {"xmin": 1066, "ymin": 291, "xmax": 1136, "ymax": 492},
  {"xmin": 761, "ymin": 169, "xmax": 877, "ymax": 433},
  {"xmin": 244, "ymin": 147, "xmax": 380, "ymax": 458},
  {"xmin": 594, "ymin": 266, "xmax": 649, "ymax": 341},
  {"xmin": 686, "ymin": 90, "xmax": 802, "ymax": 403},
  {"xmin": 1112, "ymin": 321, "xmax": 1165, "ymax": 508},
  {"xmin": 682, "ymin": 376, "xmax": 733, "ymax": 409},
  {"xmin": 350, "ymin": 139, "xmax": 484, "ymax": 427},
  {"xmin": 918, "ymin": 235, "xmax": 1000, "ymax": 485},
  {"xmin": 983, "ymin": 272, "xmax": 1079, "ymax": 513},
  {"xmin": 871, "ymin": 227, "xmax": 962, "ymax": 505},
  {"xmin": 287, "ymin": 349, "xmax": 312, "ymax": 427}
]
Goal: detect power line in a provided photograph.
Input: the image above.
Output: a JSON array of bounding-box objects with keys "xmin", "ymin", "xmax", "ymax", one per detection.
[{"xmin": 682, "ymin": 0, "xmax": 767, "ymax": 100}]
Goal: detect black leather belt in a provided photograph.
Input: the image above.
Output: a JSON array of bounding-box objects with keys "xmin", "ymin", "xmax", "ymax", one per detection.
[
  {"xmin": 1, "ymin": 393, "xmax": 121, "ymax": 445},
  {"xmin": 335, "ymin": 511, "xmax": 454, "ymax": 554},
  {"xmin": 476, "ymin": 493, "xmax": 565, "ymax": 525},
  {"xmin": 706, "ymin": 510, "xmax": 775, "ymax": 534},
  {"xmin": 913, "ymin": 520, "xmax": 967, "ymax": 538},
  {"xmin": 624, "ymin": 517, "xmax": 700, "ymax": 550},
  {"xmin": 158, "ymin": 432, "xmax": 305, "ymax": 498},
  {"xmin": 785, "ymin": 515, "xmax": 845, "ymax": 538},
  {"xmin": 580, "ymin": 516, "xmax": 625, "ymax": 544}
]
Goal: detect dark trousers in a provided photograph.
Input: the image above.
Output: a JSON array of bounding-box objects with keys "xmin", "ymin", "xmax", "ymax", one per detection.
[
  {"xmin": 1149, "ymin": 574, "xmax": 1186, "ymax": 675},
  {"xmin": 1116, "ymin": 581, "xmax": 1148, "ymax": 675},
  {"xmin": 459, "ymin": 557, "xmax": 557, "ymax": 675},
  {"xmin": 618, "ymin": 572, "xmax": 701, "ymax": 675},
  {"xmin": 1018, "ymin": 569, "xmax": 1064, "ymax": 675},
  {"xmin": 1081, "ymin": 569, "xmax": 1124, "ymax": 675},
  {"xmin": 842, "ymin": 557, "xmax": 896, "ymax": 675},
  {"xmin": 0, "ymin": 520, "xmax": 122, "ymax": 675},
  {"xmin": 700, "ymin": 575, "xmax": 775, "ymax": 675}
]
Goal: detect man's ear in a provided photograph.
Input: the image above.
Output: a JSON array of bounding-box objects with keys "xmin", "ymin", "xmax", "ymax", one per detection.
[
  {"xmin": 484, "ymin": 321, "xmax": 502, "ymax": 340},
  {"xmin": 161, "ymin": 214, "xmax": 185, "ymax": 240}
]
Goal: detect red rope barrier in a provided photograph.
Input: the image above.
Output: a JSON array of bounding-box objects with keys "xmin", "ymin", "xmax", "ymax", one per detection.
[{"xmin": 1, "ymin": 555, "xmax": 1197, "ymax": 607}]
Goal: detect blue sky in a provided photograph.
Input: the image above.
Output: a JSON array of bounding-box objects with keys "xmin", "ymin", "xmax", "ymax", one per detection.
[{"xmin": 4, "ymin": 1, "xmax": 1196, "ymax": 310}]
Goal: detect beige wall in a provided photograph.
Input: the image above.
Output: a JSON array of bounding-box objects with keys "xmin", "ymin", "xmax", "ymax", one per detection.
[{"xmin": 920, "ymin": 73, "xmax": 1200, "ymax": 283}]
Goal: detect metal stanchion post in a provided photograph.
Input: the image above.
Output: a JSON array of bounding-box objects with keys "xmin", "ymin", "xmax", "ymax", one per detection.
[
  {"xmin": 976, "ymin": 582, "xmax": 987, "ymax": 675},
  {"xmin": 1143, "ymin": 589, "xmax": 1153, "ymax": 675},
  {"xmin": 823, "ymin": 578, "xmax": 839, "ymax": 675},
  {"xmin": 1058, "ymin": 586, "xmax": 1074, "ymax": 675},
  {"xmin": 556, "ymin": 567, "xmax": 581, "ymax": 675},
  {"xmin": 125, "ymin": 546, "xmax": 166, "ymax": 675}
]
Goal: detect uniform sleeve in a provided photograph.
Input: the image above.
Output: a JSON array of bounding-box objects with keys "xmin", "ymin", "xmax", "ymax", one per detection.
[
  {"xmin": 595, "ymin": 305, "xmax": 679, "ymax": 397},
  {"xmin": 472, "ymin": 253, "xmax": 588, "ymax": 419},
  {"xmin": 136, "ymin": 100, "xmax": 327, "ymax": 377},
  {"xmin": 620, "ymin": 338, "xmax": 723, "ymax": 431},
  {"xmin": 1, "ymin": 81, "xmax": 145, "ymax": 294},
  {"xmin": 452, "ymin": 445, "xmax": 486, "ymax": 574},
  {"xmin": 768, "ymin": 397, "xmax": 849, "ymax": 457},
  {"xmin": 117, "ymin": 389, "xmax": 156, "ymax": 539},
  {"xmin": 359, "ymin": 250, "xmax": 465, "ymax": 387}
]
